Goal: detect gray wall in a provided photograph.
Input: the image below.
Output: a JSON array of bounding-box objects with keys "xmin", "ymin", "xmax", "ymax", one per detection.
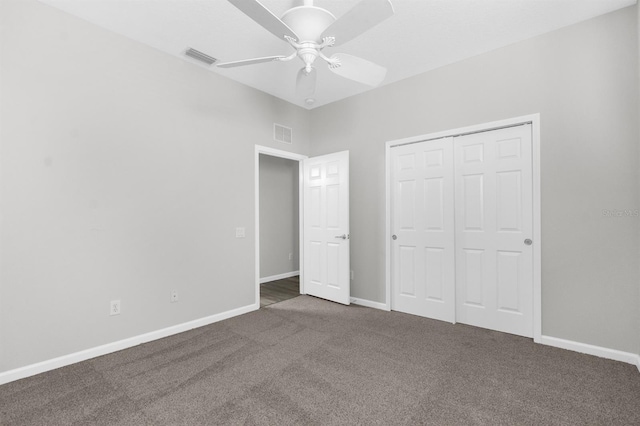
[
  {"xmin": 0, "ymin": 0, "xmax": 310, "ymax": 372},
  {"xmin": 310, "ymin": 6, "xmax": 640, "ymax": 354},
  {"xmin": 1, "ymin": 0, "xmax": 639, "ymax": 375},
  {"xmin": 259, "ymin": 154, "xmax": 299, "ymax": 279}
]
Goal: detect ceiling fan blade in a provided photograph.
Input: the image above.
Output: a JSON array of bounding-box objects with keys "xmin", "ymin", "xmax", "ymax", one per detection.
[
  {"xmin": 328, "ymin": 53, "xmax": 387, "ymax": 86},
  {"xmin": 321, "ymin": 0, "xmax": 394, "ymax": 47},
  {"xmin": 227, "ymin": 0, "xmax": 298, "ymax": 41},
  {"xmin": 296, "ymin": 67, "xmax": 317, "ymax": 98},
  {"xmin": 217, "ymin": 56, "xmax": 286, "ymax": 68}
]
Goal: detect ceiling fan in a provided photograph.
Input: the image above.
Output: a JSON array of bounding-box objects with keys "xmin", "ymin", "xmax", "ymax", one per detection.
[{"xmin": 218, "ymin": 0, "xmax": 395, "ymax": 104}]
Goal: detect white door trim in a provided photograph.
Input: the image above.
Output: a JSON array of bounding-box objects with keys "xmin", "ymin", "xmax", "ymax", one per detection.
[
  {"xmin": 254, "ymin": 145, "xmax": 307, "ymax": 309},
  {"xmin": 385, "ymin": 114, "xmax": 542, "ymax": 341}
]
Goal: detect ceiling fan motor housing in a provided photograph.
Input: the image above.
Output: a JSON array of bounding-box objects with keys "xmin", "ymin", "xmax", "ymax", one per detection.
[
  {"xmin": 281, "ymin": 4, "xmax": 336, "ymax": 72},
  {"xmin": 281, "ymin": 6, "xmax": 335, "ymax": 43}
]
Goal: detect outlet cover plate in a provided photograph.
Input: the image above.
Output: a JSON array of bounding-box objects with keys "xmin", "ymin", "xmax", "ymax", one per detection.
[{"xmin": 110, "ymin": 300, "xmax": 121, "ymax": 316}]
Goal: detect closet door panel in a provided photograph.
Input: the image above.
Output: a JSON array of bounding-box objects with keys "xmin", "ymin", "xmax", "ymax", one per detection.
[
  {"xmin": 391, "ymin": 138, "xmax": 455, "ymax": 323},
  {"xmin": 454, "ymin": 125, "xmax": 533, "ymax": 337}
]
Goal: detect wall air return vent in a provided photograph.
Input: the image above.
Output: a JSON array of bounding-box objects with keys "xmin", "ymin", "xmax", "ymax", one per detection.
[
  {"xmin": 274, "ymin": 124, "xmax": 293, "ymax": 144},
  {"xmin": 184, "ymin": 48, "xmax": 217, "ymax": 66}
]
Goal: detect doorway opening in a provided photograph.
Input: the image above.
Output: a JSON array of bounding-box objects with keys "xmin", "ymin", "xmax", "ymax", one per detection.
[{"xmin": 255, "ymin": 146, "xmax": 307, "ymax": 309}]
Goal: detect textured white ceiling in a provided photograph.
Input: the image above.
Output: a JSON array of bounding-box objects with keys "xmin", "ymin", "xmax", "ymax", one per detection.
[{"xmin": 38, "ymin": 0, "xmax": 636, "ymax": 109}]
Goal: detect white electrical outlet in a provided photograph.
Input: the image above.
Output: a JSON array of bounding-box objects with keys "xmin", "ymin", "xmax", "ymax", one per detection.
[
  {"xmin": 289, "ymin": 253, "xmax": 293, "ymax": 261},
  {"xmin": 170, "ymin": 290, "xmax": 178, "ymax": 303},
  {"xmin": 235, "ymin": 227, "xmax": 245, "ymax": 238},
  {"xmin": 110, "ymin": 300, "xmax": 121, "ymax": 316}
]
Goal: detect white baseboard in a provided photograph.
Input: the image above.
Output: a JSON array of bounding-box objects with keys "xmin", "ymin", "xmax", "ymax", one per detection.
[
  {"xmin": 537, "ymin": 335, "xmax": 640, "ymax": 369},
  {"xmin": 0, "ymin": 303, "xmax": 258, "ymax": 386},
  {"xmin": 350, "ymin": 297, "xmax": 390, "ymax": 311},
  {"xmin": 260, "ymin": 271, "xmax": 299, "ymax": 284}
]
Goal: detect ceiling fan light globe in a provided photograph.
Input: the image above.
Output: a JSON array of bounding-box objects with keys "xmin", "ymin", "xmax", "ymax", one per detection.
[{"xmin": 281, "ymin": 6, "xmax": 335, "ymax": 43}]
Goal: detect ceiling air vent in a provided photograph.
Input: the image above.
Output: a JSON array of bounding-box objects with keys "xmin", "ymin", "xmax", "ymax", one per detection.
[
  {"xmin": 274, "ymin": 124, "xmax": 293, "ymax": 144},
  {"xmin": 184, "ymin": 48, "xmax": 217, "ymax": 66}
]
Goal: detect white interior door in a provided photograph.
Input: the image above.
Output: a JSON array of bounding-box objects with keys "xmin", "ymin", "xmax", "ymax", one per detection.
[
  {"xmin": 303, "ymin": 151, "xmax": 350, "ymax": 305},
  {"xmin": 454, "ymin": 124, "xmax": 533, "ymax": 337},
  {"xmin": 390, "ymin": 138, "xmax": 456, "ymax": 323}
]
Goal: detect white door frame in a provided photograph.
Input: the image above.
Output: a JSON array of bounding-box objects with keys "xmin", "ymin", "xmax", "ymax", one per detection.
[
  {"xmin": 254, "ymin": 145, "xmax": 308, "ymax": 310},
  {"xmin": 385, "ymin": 114, "xmax": 542, "ymax": 341}
]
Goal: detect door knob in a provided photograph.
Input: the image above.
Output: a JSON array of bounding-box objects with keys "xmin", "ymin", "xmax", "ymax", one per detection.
[
  {"xmin": 524, "ymin": 239, "xmax": 532, "ymax": 246},
  {"xmin": 392, "ymin": 235, "xmax": 397, "ymax": 240},
  {"xmin": 335, "ymin": 234, "xmax": 348, "ymax": 240}
]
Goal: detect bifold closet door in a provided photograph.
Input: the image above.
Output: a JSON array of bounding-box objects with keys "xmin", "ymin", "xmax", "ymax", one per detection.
[
  {"xmin": 390, "ymin": 138, "xmax": 456, "ymax": 323},
  {"xmin": 454, "ymin": 124, "xmax": 533, "ymax": 337}
]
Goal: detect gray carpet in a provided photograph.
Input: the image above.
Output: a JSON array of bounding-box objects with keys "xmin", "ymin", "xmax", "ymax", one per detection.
[{"xmin": 1, "ymin": 295, "xmax": 639, "ymax": 425}]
